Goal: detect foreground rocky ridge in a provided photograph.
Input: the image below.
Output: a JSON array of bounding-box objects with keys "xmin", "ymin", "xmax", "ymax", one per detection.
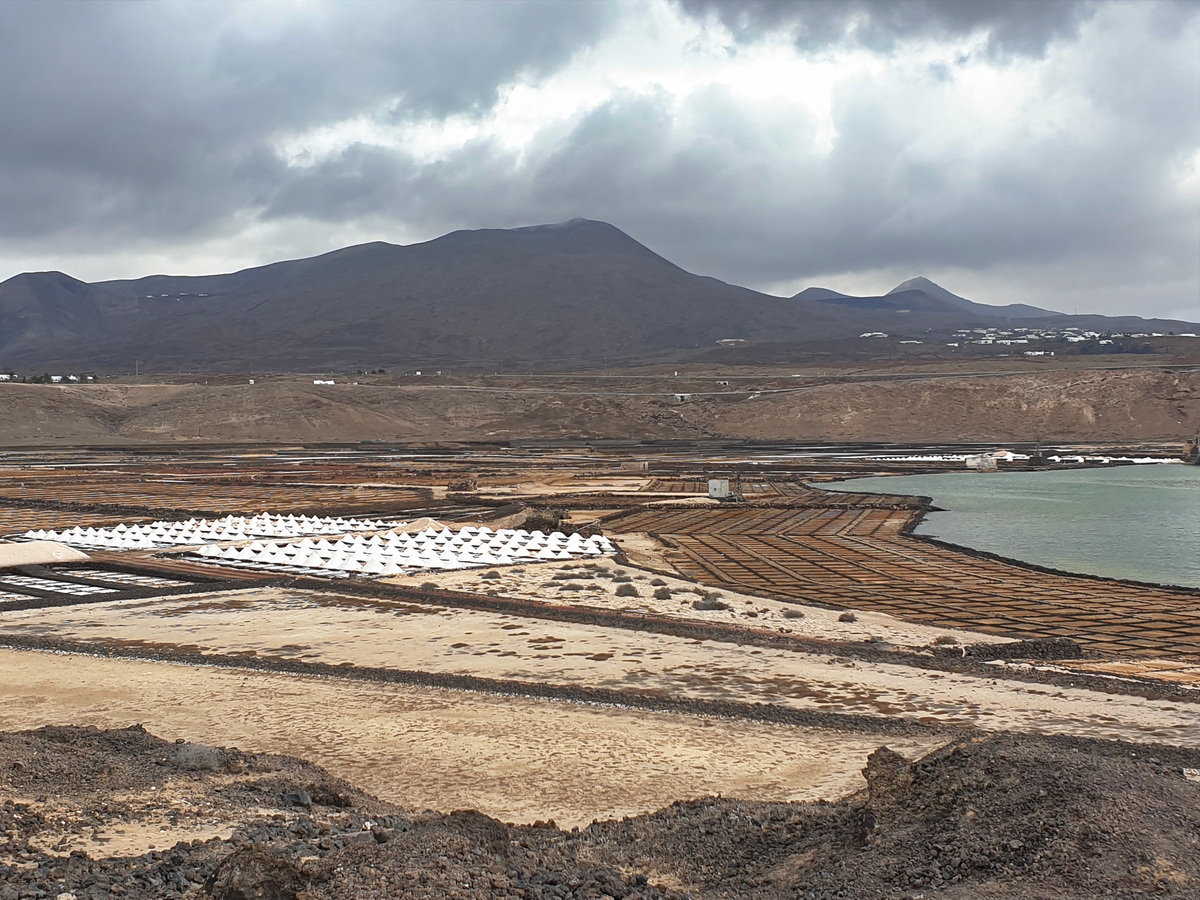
[{"xmin": 1, "ymin": 726, "xmax": 1197, "ymax": 900}]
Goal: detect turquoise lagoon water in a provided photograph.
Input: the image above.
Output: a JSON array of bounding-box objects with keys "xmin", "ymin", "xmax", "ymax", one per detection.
[{"xmin": 828, "ymin": 464, "xmax": 1200, "ymax": 588}]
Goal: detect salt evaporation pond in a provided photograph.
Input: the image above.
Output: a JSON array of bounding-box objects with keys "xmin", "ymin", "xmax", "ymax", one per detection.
[{"xmin": 828, "ymin": 463, "xmax": 1200, "ymax": 588}]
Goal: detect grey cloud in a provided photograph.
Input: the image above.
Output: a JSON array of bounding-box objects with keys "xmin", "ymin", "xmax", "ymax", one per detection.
[
  {"xmin": 677, "ymin": 0, "xmax": 1105, "ymax": 58},
  {"xmin": 0, "ymin": 0, "xmax": 615, "ymax": 246},
  {"xmin": 258, "ymin": 0, "xmax": 1195, "ymax": 285},
  {"xmin": 173, "ymin": 0, "xmax": 1200, "ymax": 320},
  {"xmin": 0, "ymin": 0, "xmax": 1194, "ymax": 321}
]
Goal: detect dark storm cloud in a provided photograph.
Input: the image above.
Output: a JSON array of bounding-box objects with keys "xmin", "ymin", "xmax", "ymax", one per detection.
[
  {"xmin": 0, "ymin": 0, "xmax": 615, "ymax": 245},
  {"xmin": 676, "ymin": 0, "xmax": 1102, "ymax": 58}
]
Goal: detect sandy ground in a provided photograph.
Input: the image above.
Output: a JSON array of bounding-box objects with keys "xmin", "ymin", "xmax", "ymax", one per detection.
[
  {"xmin": 2, "ymin": 588, "xmax": 1196, "ymax": 746},
  {"xmin": 20, "ymin": 786, "xmax": 244, "ymax": 859},
  {"xmin": 1063, "ymin": 657, "xmax": 1200, "ymax": 685},
  {"xmin": 382, "ymin": 556, "xmax": 997, "ymax": 650},
  {"xmin": 0, "ymin": 648, "xmax": 941, "ymax": 828}
]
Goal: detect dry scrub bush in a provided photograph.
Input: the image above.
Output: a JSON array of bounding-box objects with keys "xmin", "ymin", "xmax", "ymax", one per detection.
[
  {"xmin": 653, "ymin": 587, "xmax": 672, "ymax": 600},
  {"xmin": 171, "ymin": 744, "xmax": 224, "ymax": 772},
  {"xmin": 838, "ymin": 611, "xmax": 858, "ymax": 623},
  {"xmin": 615, "ymin": 584, "xmax": 639, "ymax": 597},
  {"xmin": 650, "ymin": 578, "xmax": 667, "ymax": 586},
  {"xmin": 933, "ymin": 634, "xmax": 960, "ymax": 645},
  {"xmin": 782, "ymin": 608, "xmax": 805, "ymax": 619}
]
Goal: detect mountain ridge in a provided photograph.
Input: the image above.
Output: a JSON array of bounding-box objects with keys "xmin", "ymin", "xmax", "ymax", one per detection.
[
  {"xmin": 0, "ymin": 219, "xmax": 1193, "ymax": 372},
  {"xmin": 794, "ymin": 276, "xmax": 1062, "ymax": 319}
]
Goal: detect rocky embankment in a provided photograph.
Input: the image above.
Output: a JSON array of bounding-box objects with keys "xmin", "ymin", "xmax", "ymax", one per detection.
[{"xmin": 1, "ymin": 726, "xmax": 1198, "ymax": 900}]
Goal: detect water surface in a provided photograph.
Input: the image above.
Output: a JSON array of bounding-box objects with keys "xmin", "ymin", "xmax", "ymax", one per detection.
[{"xmin": 829, "ymin": 464, "xmax": 1200, "ymax": 588}]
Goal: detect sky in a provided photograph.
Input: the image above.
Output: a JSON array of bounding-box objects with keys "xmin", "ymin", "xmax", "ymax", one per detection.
[{"xmin": 0, "ymin": 0, "xmax": 1197, "ymax": 321}]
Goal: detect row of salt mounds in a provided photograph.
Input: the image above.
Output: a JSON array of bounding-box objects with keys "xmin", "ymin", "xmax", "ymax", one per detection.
[
  {"xmin": 21, "ymin": 513, "xmax": 406, "ymax": 551},
  {"xmin": 189, "ymin": 528, "xmax": 617, "ymax": 577}
]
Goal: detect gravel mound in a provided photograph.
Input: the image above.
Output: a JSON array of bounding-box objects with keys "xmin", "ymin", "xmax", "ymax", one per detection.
[
  {"xmin": 2, "ymin": 727, "xmax": 1198, "ymax": 899},
  {"xmin": 581, "ymin": 733, "xmax": 1200, "ymax": 899}
]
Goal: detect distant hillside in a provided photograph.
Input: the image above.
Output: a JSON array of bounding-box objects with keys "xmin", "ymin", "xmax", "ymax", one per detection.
[
  {"xmin": 0, "ymin": 272, "xmax": 110, "ymax": 356},
  {"xmin": 0, "ymin": 368, "xmax": 1195, "ymax": 445},
  {"xmin": 887, "ymin": 277, "xmax": 1061, "ymax": 318},
  {"xmin": 794, "ymin": 276, "xmax": 1061, "ymax": 319},
  {"xmin": 790, "ymin": 287, "xmax": 849, "ymax": 302},
  {"xmin": 1, "ymin": 220, "xmax": 858, "ymax": 372},
  {"xmin": 0, "ymin": 220, "xmax": 1193, "ymax": 373}
]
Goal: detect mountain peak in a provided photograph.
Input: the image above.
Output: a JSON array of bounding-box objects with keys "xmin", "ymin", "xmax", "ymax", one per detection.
[
  {"xmin": 791, "ymin": 286, "xmax": 849, "ymax": 301},
  {"xmin": 3, "ymin": 270, "xmax": 88, "ymax": 288},
  {"xmin": 436, "ymin": 218, "xmax": 674, "ymax": 265},
  {"xmin": 887, "ymin": 277, "xmax": 977, "ymax": 312},
  {"xmin": 888, "ymin": 277, "xmax": 1063, "ymax": 318},
  {"xmin": 888, "ymin": 276, "xmax": 950, "ymax": 296}
]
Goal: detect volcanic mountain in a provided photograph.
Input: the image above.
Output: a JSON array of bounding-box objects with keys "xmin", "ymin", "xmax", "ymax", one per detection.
[
  {"xmin": 0, "ymin": 219, "xmax": 1191, "ymax": 372},
  {"xmin": 793, "ymin": 277, "xmax": 1060, "ymax": 319}
]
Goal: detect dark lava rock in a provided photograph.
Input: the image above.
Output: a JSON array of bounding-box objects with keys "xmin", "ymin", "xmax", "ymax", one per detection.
[
  {"xmin": 958, "ymin": 636, "xmax": 1086, "ymax": 660},
  {"xmin": 204, "ymin": 847, "xmax": 308, "ymax": 900},
  {"xmin": 3, "ymin": 726, "xmax": 1198, "ymax": 899}
]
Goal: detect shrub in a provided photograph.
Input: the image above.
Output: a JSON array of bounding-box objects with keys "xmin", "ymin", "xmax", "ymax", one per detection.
[
  {"xmin": 838, "ymin": 611, "xmax": 857, "ymax": 623},
  {"xmin": 612, "ymin": 575, "xmax": 633, "ymax": 584},
  {"xmin": 649, "ymin": 578, "xmax": 667, "ymax": 586},
  {"xmin": 782, "ymin": 608, "xmax": 806, "ymax": 620},
  {"xmin": 171, "ymin": 744, "xmax": 225, "ymax": 772},
  {"xmin": 653, "ymin": 587, "xmax": 672, "ymax": 600},
  {"xmin": 479, "ymin": 570, "xmax": 501, "ymax": 580},
  {"xmin": 615, "ymin": 584, "xmax": 639, "ymax": 597},
  {"xmin": 932, "ymin": 634, "xmax": 960, "ymax": 645},
  {"xmin": 420, "ymin": 582, "xmax": 439, "ymax": 591},
  {"xmin": 692, "ymin": 597, "xmax": 729, "ymax": 611}
]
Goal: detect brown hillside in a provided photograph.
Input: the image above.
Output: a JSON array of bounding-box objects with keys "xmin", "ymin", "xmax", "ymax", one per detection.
[{"xmin": 1, "ymin": 368, "xmax": 1195, "ymax": 445}]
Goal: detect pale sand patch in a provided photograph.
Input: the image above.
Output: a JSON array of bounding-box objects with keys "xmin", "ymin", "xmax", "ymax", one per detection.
[
  {"xmin": 611, "ymin": 531, "xmax": 681, "ymax": 572},
  {"xmin": 1030, "ymin": 658, "xmax": 1200, "ymax": 687},
  {"xmin": 0, "ymin": 649, "xmax": 937, "ymax": 827},
  {"xmin": 470, "ymin": 476, "xmax": 652, "ymax": 498},
  {"xmin": 3, "ymin": 590, "xmax": 1196, "ymax": 746},
  {"xmin": 386, "ymin": 555, "xmax": 1004, "ymax": 649},
  {"xmin": 28, "ymin": 804, "xmax": 237, "ymax": 859}
]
